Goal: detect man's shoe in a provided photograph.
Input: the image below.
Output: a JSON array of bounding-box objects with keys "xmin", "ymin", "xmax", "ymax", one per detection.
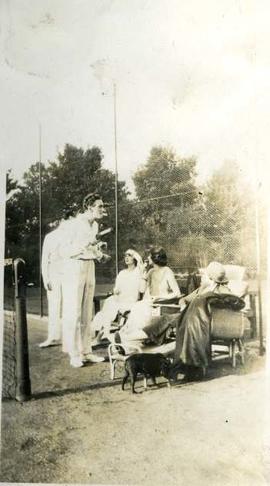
[
  {"xmin": 82, "ymin": 353, "xmax": 105, "ymax": 363},
  {"xmin": 70, "ymin": 357, "xmax": 84, "ymax": 368},
  {"xmin": 39, "ymin": 339, "xmax": 61, "ymax": 348}
]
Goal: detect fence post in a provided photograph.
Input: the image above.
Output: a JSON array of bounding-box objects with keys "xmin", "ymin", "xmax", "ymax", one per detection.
[{"xmin": 14, "ymin": 258, "xmax": 31, "ymax": 402}]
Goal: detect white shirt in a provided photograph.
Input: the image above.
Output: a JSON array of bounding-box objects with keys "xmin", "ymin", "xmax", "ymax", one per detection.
[{"xmin": 58, "ymin": 213, "xmax": 102, "ymax": 260}]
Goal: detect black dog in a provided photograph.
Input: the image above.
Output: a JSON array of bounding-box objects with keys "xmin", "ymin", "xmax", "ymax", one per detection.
[{"xmin": 122, "ymin": 353, "xmax": 172, "ymax": 394}]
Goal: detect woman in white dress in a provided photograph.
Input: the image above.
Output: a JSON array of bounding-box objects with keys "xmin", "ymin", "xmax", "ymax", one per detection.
[
  {"xmin": 117, "ymin": 247, "xmax": 181, "ymax": 343},
  {"xmin": 91, "ymin": 249, "xmax": 145, "ymax": 343}
]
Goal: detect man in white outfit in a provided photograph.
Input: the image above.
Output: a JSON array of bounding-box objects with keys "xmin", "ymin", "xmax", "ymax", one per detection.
[
  {"xmin": 39, "ymin": 225, "xmax": 64, "ymax": 348},
  {"xmin": 39, "ymin": 211, "xmax": 74, "ymax": 348},
  {"xmin": 59, "ymin": 193, "xmax": 109, "ymax": 368}
]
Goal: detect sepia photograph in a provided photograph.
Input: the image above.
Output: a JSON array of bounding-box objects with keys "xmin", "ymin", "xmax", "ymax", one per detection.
[{"xmin": 1, "ymin": 1, "xmax": 269, "ymax": 485}]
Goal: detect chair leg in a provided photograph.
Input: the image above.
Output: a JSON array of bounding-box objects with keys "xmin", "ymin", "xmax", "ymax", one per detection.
[
  {"xmin": 238, "ymin": 339, "xmax": 245, "ymax": 365},
  {"xmin": 229, "ymin": 342, "xmax": 232, "ymax": 359},
  {"xmin": 110, "ymin": 360, "xmax": 116, "ymax": 380},
  {"xmin": 208, "ymin": 339, "xmax": 212, "ymax": 365},
  {"xmin": 232, "ymin": 339, "xmax": 236, "ymax": 368}
]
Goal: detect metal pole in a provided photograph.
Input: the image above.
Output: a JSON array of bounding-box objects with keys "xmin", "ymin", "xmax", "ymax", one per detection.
[
  {"xmin": 14, "ymin": 258, "xmax": 31, "ymax": 401},
  {"xmin": 38, "ymin": 124, "xmax": 43, "ymax": 317},
  {"xmin": 255, "ymin": 186, "xmax": 264, "ymax": 355},
  {"xmin": 113, "ymin": 83, "xmax": 119, "ymax": 276}
]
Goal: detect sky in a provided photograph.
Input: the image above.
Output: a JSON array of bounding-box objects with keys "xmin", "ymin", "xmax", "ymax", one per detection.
[{"xmin": 1, "ymin": 0, "xmax": 270, "ymax": 194}]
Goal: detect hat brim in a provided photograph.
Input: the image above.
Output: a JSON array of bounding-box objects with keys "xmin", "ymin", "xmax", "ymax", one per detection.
[{"xmin": 215, "ymin": 278, "xmax": 229, "ymax": 285}]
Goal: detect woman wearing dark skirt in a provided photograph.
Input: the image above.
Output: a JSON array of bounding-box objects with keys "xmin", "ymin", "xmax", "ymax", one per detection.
[{"xmin": 172, "ymin": 261, "xmax": 245, "ymax": 382}]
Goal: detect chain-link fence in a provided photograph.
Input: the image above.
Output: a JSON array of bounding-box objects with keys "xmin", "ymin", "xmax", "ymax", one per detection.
[
  {"xmin": 5, "ymin": 177, "xmax": 267, "ymax": 314},
  {"xmin": 115, "ymin": 192, "xmax": 262, "ymax": 275},
  {"xmin": 2, "ymin": 259, "xmax": 31, "ymax": 401}
]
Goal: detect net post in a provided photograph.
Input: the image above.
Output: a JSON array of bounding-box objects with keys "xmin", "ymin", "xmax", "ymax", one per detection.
[{"xmin": 14, "ymin": 258, "xmax": 31, "ymax": 401}]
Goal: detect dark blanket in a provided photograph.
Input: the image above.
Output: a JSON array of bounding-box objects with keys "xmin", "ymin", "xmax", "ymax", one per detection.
[
  {"xmin": 143, "ymin": 313, "xmax": 180, "ymax": 346},
  {"xmin": 174, "ymin": 292, "xmax": 245, "ymax": 368}
]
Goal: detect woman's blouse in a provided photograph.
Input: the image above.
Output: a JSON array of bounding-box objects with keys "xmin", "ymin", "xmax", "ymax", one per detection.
[
  {"xmin": 145, "ymin": 266, "xmax": 180, "ymax": 299},
  {"xmin": 114, "ymin": 267, "xmax": 146, "ymax": 305}
]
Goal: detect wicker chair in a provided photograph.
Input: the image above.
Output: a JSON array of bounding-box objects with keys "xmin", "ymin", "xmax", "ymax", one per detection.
[{"xmin": 210, "ymin": 307, "xmax": 247, "ymax": 368}]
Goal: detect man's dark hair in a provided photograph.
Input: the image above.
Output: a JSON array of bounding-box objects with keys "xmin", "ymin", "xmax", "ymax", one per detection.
[
  {"xmin": 83, "ymin": 192, "xmax": 102, "ymax": 210},
  {"xmin": 62, "ymin": 208, "xmax": 74, "ymax": 219},
  {"xmin": 150, "ymin": 247, "xmax": 167, "ymax": 267}
]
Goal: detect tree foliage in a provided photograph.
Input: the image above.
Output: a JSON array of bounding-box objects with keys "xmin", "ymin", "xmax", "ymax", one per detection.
[
  {"xmin": 5, "ymin": 145, "xmax": 260, "ymax": 285},
  {"xmin": 5, "ymin": 144, "xmax": 131, "ymax": 281},
  {"xmin": 133, "ymin": 152, "xmax": 257, "ymax": 271},
  {"xmin": 133, "ymin": 146, "xmax": 198, "ymax": 241}
]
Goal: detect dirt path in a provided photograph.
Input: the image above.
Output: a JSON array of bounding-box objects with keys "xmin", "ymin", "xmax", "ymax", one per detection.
[{"xmin": 1, "ymin": 317, "xmax": 269, "ymax": 485}]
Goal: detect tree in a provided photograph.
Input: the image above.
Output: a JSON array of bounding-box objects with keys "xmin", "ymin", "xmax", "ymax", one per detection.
[
  {"xmin": 133, "ymin": 146, "xmax": 199, "ymax": 250},
  {"xmin": 5, "ymin": 144, "xmax": 133, "ymax": 282},
  {"xmin": 203, "ymin": 160, "xmax": 256, "ymax": 266},
  {"xmin": 5, "ymin": 171, "xmax": 23, "ymax": 258}
]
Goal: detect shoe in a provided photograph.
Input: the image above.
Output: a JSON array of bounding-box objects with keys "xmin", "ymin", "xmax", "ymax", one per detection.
[
  {"xmin": 70, "ymin": 357, "xmax": 84, "ymax": 368},
  {"xmin": 82, "ymin": 353, "xmax": 105, "ymax": 363},
  {"xmin": 181, "ymin": 367, "xmax": 205, "ymax": 382},
  {"xmin": 91, "ymin": 337, "xmax": 101, "ymax": 347},
  {"xmin": 39, "ymin": 339, "xmax": 61, "ymax": 348}
]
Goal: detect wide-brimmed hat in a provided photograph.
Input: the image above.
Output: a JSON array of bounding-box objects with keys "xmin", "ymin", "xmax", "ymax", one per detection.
[{"xmin": 206, "ymin": 261, "xmax": 229, "ymax": 284}]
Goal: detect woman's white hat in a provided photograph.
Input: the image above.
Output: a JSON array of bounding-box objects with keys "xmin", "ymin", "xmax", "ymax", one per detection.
[
  {"xmin": 126, "ymin": 249, "xmax": 143, "ymax": 271},
  {"xmin": 206, "ymin": 261, "xmax": 229, "ymax": 284}
]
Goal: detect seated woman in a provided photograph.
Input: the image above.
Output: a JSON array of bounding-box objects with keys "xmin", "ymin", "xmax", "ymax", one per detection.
[
  {"xmin": 114, "ymin": 246, "xmax": 181, "ymax": 344},
  {"xmin": 91, "ymin": 249, "xmax": 145, "ymax": 344},
  {"xmin": 171, "ymin": 261, "xmax": 245, "ymax": 382}
]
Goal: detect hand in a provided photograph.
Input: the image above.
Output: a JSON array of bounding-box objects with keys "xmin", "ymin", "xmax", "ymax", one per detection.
[
  {"xmin": 178, "ymin": 298, "xmax": 186, "ymax": 310},
  {"xmin": 47, "ymin": 281, "xmax": 52, "ymax": 291},
  {"xmin": 97, "ymin": 241, "xmax": 107, "ymax": 251},
  {"xmin": 100, "ymin": 253, "xmax": 111, "ymax": 263}
]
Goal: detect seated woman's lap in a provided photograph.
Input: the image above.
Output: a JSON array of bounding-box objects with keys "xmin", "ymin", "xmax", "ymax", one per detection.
[{"xmin": 119, "ymin": 300, "xmax": 153, "ymax": 336}]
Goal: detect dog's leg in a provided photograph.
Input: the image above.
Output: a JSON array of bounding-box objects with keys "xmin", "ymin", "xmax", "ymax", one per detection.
[
  {"xmin": 122, "ymin": 370, "xmax": 129, "ymax": 391},
  {"xmin": 143, "ymin": 376, "xmax": 147, "ymax": 389},
  {"xmin": 131, "ymin": 373, "xmax": 137, "ymax": 394},
  {"xmin": 167, "ymin": 378, "xmax": 172, "ymax": 390},
  {"xmin": 150, "ymin": 375, "xmax": 156, "ymax": 387}
]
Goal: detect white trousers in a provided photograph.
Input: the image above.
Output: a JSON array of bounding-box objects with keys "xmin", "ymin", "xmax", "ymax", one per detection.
[
  {"xmin": 92, "ymin": 295, "xmax": 134, "ymax": 333},
  {"xmin": 46, "ymin": 272, "xmax": 62, "ymax": 341},
  {"xmin": 61, "ymin": 259, "xmax": 95, "ymax": 359}
]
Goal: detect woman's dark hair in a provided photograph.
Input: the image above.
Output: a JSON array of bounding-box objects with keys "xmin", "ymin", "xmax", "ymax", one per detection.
[
  {"xmin": 83, "ymin": 192, "xmax": 102, "ymax": 210},
  {"xmin": 150, "ymin": 247, "xmax": 167, "ymax": 267},
  {"xmin": 62, "ymin": 208, "xmax": 74, "ymax": 219}
]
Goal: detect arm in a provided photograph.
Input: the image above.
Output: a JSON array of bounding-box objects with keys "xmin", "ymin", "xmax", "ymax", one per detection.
[
  {"xmin": 166, "ymin": 268, "xmax": 181, "ymax": 299},
  {"xmin": 113, "ymin": 272, "xmax": 122, "ymax": 295},
  {"xmin": 152, "ymin": 267, "xmax": 181, "ymax": 302},
  {"xmin": 41, "ymin": 235, "xmax": 50, "ymax": 290},
  {"xmin": 142, "ymin": 270, "xmax": 152, "ymax": 300},
  {"xmin": 41, "ymin": 232, "xmax": 61, "ymax": 291},
  {"xmin": 139, "ymin": 274, "xmax": 147, "ymax": 294}
]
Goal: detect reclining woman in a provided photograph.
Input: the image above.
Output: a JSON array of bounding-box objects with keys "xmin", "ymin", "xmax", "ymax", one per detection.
[
  {"xmin": 92, "ymin": 249, "xmax": 146, "ymax": 344},
  {"xmin": 171, "ymin": 261, "xmax": 245, "ymax": 382},
  {"xmin": 113, "ymin": 246, "xmax": 181, "ymax": 344}
]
